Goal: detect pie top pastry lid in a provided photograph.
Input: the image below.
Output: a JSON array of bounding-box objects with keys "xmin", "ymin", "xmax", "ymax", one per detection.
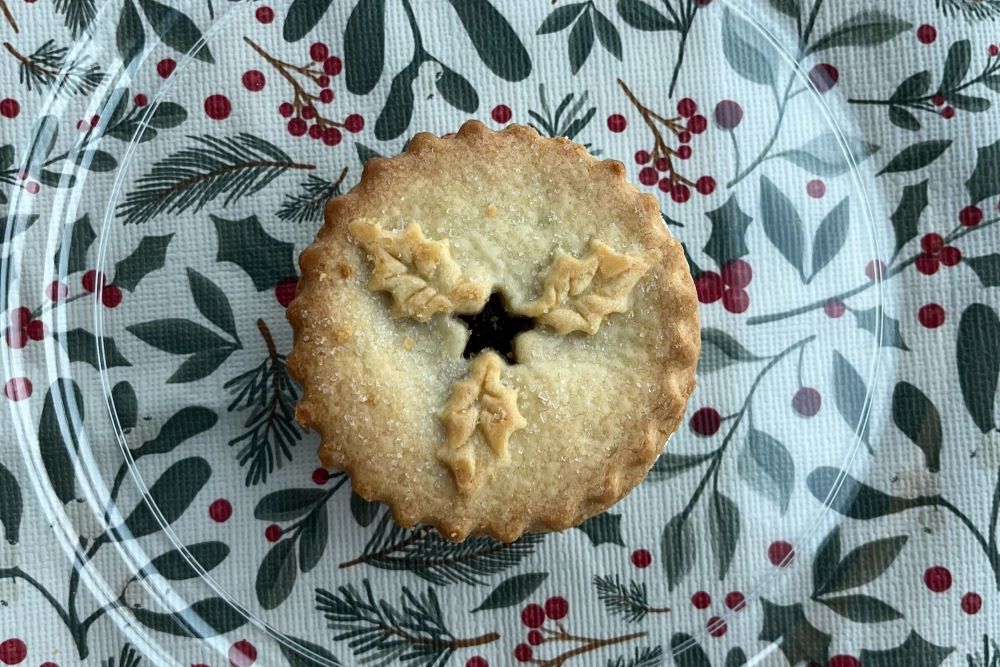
[{"xmin": 287, "ymin": 120, "xmax": 700, "ymax": 542}]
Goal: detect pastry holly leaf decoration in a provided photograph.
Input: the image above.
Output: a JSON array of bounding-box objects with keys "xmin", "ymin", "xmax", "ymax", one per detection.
[
  {"xmin": 519, "ymin": 240, "xmax": 656, "ymax": 335},
  {"xmin": 349, "ymin": 220, "xmax": 489, "ymax": 321},
  {"xmin": 437, "ymin": 352, "xmax": 527, "ymax": 494}
]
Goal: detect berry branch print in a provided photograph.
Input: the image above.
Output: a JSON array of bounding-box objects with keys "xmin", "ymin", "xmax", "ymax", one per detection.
[
  {"xmin": 513, "ymin": 597, "xmax": 648, "ymax": 666},
  {"xmin": 0, "ymin": 0, "xmax": 18, "ymax": 34},
  {"xmin": 315, "ymin": 580, "xmax": 499, "ymax": 665},
  {"xmin": 244, "ymin": 37, "xmax": 364, "ymax": 146},
  {"xmin": 617, "ymin": 79, "xmax": 714, "ymax": 202},
  {"xmin": 849, "ymin": 39, "xmax": 1000, "ymax": 130},
  {"xmin": 224, "ymin": 318, "xmax": 302, "ymax": 486}
]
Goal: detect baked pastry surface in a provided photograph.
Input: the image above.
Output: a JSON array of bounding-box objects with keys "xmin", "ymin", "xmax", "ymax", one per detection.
[{"xmin": 288, "ymin": 120, "xmax": 699, "ymax": 542}]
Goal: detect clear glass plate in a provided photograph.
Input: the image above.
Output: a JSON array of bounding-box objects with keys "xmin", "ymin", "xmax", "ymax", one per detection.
[{"xmin": 3, "ymin": 0, "xmax": 893, "ymax": 663}]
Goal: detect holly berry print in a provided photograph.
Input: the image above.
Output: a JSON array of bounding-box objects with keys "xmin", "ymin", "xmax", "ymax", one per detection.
[{"xmin": 2, "ymin": 0, "xmax": 1000, "ymax": 665}]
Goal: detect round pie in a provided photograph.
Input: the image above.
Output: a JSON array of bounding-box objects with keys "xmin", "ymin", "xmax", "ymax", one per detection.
[{"xmin": 287, "ymin": 121, "xmax": 699, "ymax": 542}]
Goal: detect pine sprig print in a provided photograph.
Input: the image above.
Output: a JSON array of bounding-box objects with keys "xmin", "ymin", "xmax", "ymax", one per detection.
[
  {"xmin": 276, "ymin": 167, "xmax": 348, "ymax": 224},
  {"xmin": 224, "ymin": 319, "xmax": 302, "ymax": 486},
  {"xmin": 937, "ymin": 0, "xmax": 1000, "ymax": 20},
  {"xmin": 53, "ymin": 0, "xmax": 96, "ymax": 38},
  {"xmin": 593, "ymin": 575, "xmax": 671, "ymax": 623},
  {"xmin": 4, "ymin": 40, "xmax": 102, "ymax": 95},
  {"xmin": 103, "ymin": 643, "xmax": 142, "ymax": 667},
  {"xmin": 116, "ymin": 133, "xmax": 315, "ymax": 225},
  {"xmin": 315, "ymin": 580, "xmax": 499, "ymax": 666},
  {"xmin": 606, "ymin": 646, "xmax": 664, "ymax": 667},
  {"xmin": 339, "ymin": 512, "xmax": 544, "ymax": 585}
]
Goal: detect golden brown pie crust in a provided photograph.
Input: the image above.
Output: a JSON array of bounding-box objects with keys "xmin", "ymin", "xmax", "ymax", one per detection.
[{"xmin": 287, "ymin": 120, "xmax": 699, "ymax": 542}]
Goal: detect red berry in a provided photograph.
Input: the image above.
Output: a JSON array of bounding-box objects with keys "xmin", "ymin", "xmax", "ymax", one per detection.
[
  {"xmin": 807, "ymin": 179, "xmax": 826, "ymax": 198},
  {"xmin": 323, "ymin": 57, "xmax": 343, "ymax": 75},
  {"xmin": 0, "ymin": 638, "xmax": 26, "ymax": 664},
  {"xmin": 527, "ymin": 629, "xmax": 543, "ymax": 645},
  {"xmin": 255, "ymin": 5, "xmax": 274, "ymax": 22},
  {"xmin": 658, "ymin": 178, "xmax": 673, "ymax": 193},
  {"xmin": 279, "ymin": 102, "xmax": 294, "ymax": 118},
  {"xmin": 809, "ymin": 64, "xmax": 839, "ymax": 92},
  {"xmin": 264, "ymin": 524, "xmax": 282, "ymax": 542},
  {"xmin": 793, "ymin": 387, "xmax": 821, "ymax": 417},
  {"xmin": 229, "ymin": 640, "xmax": 257, "ymax": 667},
  {"xmin": 865, "ymin": 260, "xmax": 885, "ymax": 281},
  {"xmin": 932, "ymin": 94, "xmax": 946, "ymax": 106},
  {"xmin": 466, "ymin": 659, "xmax": 489, "ymax": 667},
  {"xmin": 314, "ymin": 88, "xmax": 332, "ymax": 104},
  {"xmin": 919, "ymin": 304, "xmax": 946, "ymax": 329},
  {"xmin": 310, "ymin": 42, "xmax": 329, "ymax": 62},
  {"xmin": 707, "ymin": 616, "xmax": 727, "ymax": 637},
  {"xmin": 768, "ymin": 540, "xmax": 794, "ymax": 566},
  {"xmin": 677, "ymin": 145, "xmax": 692, "ymax": 160},
  {"xmin": 344, "ymin": 114, "xmax": 365, "ymax": 133},
  {"xmin": 940, "ymin": 246, "xmax": 961, "ymax": 266},
  {"xmin": 941, "ymin": 106, "xmax": 956, "ymax": 119},
  {"xmin": 691, "ymin": 591, "xmax": 711, "ymax": 609},
  {"xmin": 491, "ymin": 104, "xmax": 512, "ymax": 123},
  {"xmin": 322, "ymin": 127, "xmax": 343, "ymax": 146},
  {"xmin": 688, "ymin": 114, "xmax": 708, "ymax": 134},
  {"xmin": 960, "ymin": 205, "xmax": 983, "ymax": 227},
  {"xmin": 0, "ymin": 98, "xmax": 20, "ymax": 119},
  {"xmin": 915, "ymin": 254, "xmax": 940, "ymax": 275},
  {"xmin": 721, "ymin": 259, "xmax": 752, "ymax": 288},
  {"xmin": 828, "ymin": 657, "xmax": 861, "ymax": 667},
  {"xmin": 544, "ymin": 596, "xmax": 568, "ymax": 620},
  {"xmin": 204, "ymin": 94, "xmax": 232, "ymax": 120},
  {"xmin": 9, "ymin": 307, "xmax": 31, "ymax": 328},
  {"xmin": 677, "ymin": 98, "xmax": 697, "ymax": 118},
  {"xmin": 921, "ymin": 232, "xmax": 945, "ymax": 254},
  {"xmin": 917, "ymin": 24, "xmax": 937, "ymax": 44},
  {"xmin": 312, "ymin": 468, "xmax": 330, "ymax": 485},
  {"xmin": 714, "ymin": 100, "xmax": 743, "ymax": 129},
  {"xmin": 694, "ymin": 272, "xmax": 724, "ymax": 304},
  {"xmin": 39, "ymin": 663, "xmax": 59, "ymax": 667},
  {"xmin": 81, "ymin": 270, "xmax": 105, "ymax": 293},
  {"xmin": 722, "ymin": 287, "xmax": 749, "ymax": 313},
  {"xmin": 301, "ymin": 106, "xmax": 317, "ymax": 120},
  {"xmin": 654, "ymin": 157, "xmax": 670, "ymax": 172},
  {"xmin": 671, "ymin": 184, "xmax": 691, "ymax": 203},
  {"xmin": 26, "ymin": 320, "xmax": 46, "ymax": 341},
  {"xmin": 690, "ymin": 407, "xmax": 721, "ymax": 436},
  {"xmin": 631, "ymin": 548, "xmax": 652, "ymax": 568},
  {"xmin": 824, "ymin": 298, "xmax": 846, "ymax": 318},
  {"xmin": 3, "ymin": 378, "xmax": 31, "ymax": 401},
  {"xmin": 514, "ymin": 644, "xmax": 532, "ymax": 662},
  {"xmin": 961, "ymin": 592, "xmax": 983, "ymax": 615},
  {"xmin": 288, "ymin": 118, "xmax": 307, "ymax": 136},
  {"xmin": 607, "ymin": 114, "xmax": 627, "ymax": 132},
  {"xmin": 24, "ymin": 181, "xmax": 39, "ymax": 195},
  {"xmin": 308, "ymin": 124, "xmax": 323, "ymax": 139},
  {"xmin": 638, "ymin": 167, "xmax": 658, "ymax": 186},
  {"xmin": 521, "ymin": 604, "xmax": 545, "ymax": 628},
  {"xmin": 242, "ymin": 70, "xmax": 266, "ymax": 92},
  {"xmin": 208, "ymin": 498, "xmax": 232, "ymax": 523},
  {"xmin": 5, "ymin": 328, "xmax": 26, "ymax": 350},
  {"xmin": 275, "ymin": 277, "xmax": 298, "ymax": 307},
  {"xmin": 991, "ymin": 44, "xmax": 1000, "ymax": 57},
  {"xmin": 677, "ymin": 131, "xmax": 692, "ymax": 144},
  {"xmin": 318, "ymin": 75, "xmax": 330, "ymax": 87},
  {"xmin": 634, "ymin": 150, "xmax": 651, "ymax": 164},
  {"xmin": 102, "ymin": 285, "xmax": 123, "ymax": 308},
  {"xmin": 156, "ymin": 58, "xmax": 176, "ymax": 78},
  {"xmin": 133, "ymin": 93, "xmax": 148, "ymax": 107},
  {"xmin": 924, "ymin": 565, "xmax": 952, "ymax": 592},
  {"xmin": 724, "ymin": 591, "xmax": 745, "ymax": 611},
  {"xmin": 696, "ymin": 176, "xmax": 716, "ymax": 195}
]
